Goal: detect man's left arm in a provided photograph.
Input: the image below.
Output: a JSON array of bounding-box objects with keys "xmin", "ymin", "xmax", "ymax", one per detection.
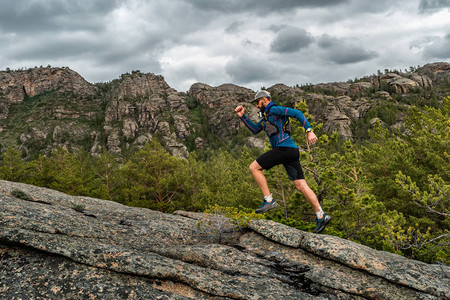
[{"xmin": 271, "ymin": 106, "xmax": 318, "ymax": 144}]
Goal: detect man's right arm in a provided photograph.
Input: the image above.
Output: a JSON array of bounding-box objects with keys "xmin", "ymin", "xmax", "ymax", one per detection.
[
  {"xmin": 235, "ymin": 105, "xmax": 263, "ymax": 134},
  {"xmin": 240, "ymin": 114, "xmax": 263, "ymax": 134}
]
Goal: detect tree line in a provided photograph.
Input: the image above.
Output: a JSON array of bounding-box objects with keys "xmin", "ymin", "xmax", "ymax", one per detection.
[{"xmin": 1, "ymin": 97, "xmax": 448, "ymax": 264}]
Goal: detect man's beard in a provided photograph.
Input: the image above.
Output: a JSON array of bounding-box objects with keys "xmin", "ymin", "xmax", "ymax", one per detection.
[
  {"xmin": 259, "ymin": 104, "xmax": 266, "ymax": 113},
  {"xmin": 258, "ymin": 104, "xmax": 265, "ymax": 117}
]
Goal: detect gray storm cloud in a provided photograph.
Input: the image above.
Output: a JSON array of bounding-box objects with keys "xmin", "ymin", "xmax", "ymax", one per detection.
[
  {"xmin": 0, "ymin": 0, "xmax": 448, "ymax": 91},
  {"xmin": 270, "ymin": 27, "xmax": 314, "ymax": 53},
  {"xmin": 318, "ymin": 34, "xmax": 379, "ymax": 64},
  {"xmin": 419, "ymin": 0, "xmax": 450, "ymax": 13},
  {"xmin": 422, "ymin": 34, "xmax": 450, "ymax": 59}
]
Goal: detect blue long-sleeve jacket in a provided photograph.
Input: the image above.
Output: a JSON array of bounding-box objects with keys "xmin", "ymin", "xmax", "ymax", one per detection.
[{"xmin": 240, "ymin": 102, "xmax": 312, "ymax": 149}]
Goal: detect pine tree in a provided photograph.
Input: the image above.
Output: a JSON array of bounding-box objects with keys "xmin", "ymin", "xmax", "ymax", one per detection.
[
  {"xmin": 91, "ymin": 148, "xmax": 120, "ymax": 200},
  {"xmin": 118, "ymin": 140, "xmax": 190, "ymax": 211},
  {"xmin": 0, "ymin": 148, "xmax": 25, "ymax": 182}
]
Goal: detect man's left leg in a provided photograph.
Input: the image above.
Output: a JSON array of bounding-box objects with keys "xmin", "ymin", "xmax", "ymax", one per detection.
[
  {"xmin": 283, "ymin": 148, "xmax": 331, "ymax": 233},
  {"xmin": 293, "ymin": 179, "xmax": 331, "ymax": 233},
  {"xmin": 293, "ymin": 179, "xmax": 321, "ymax": 213}
]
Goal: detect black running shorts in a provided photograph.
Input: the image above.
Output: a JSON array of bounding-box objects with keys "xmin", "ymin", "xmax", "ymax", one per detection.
[{"xmin": 256, "ymin": 147, "xmax": 305, "ymax": 180}]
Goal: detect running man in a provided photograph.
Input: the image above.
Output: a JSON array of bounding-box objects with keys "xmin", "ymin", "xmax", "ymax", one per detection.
[{"xmin": 235, "ymin": 90, "xmax": 331, "ymax": 233}]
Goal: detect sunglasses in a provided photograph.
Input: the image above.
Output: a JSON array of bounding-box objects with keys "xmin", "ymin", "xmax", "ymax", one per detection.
[{"xmin": 254, "ymin": 98, "xmax": 264, "ymax": 105}]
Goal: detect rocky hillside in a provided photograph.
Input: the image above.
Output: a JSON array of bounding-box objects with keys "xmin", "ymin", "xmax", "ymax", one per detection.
[
  {"xmin": 0, "ymin": 179, "xmax": 448, "ymax": 299},
  {"xmin": 0, "ymin": 63, "xmax": 449, "ymax": 158}
]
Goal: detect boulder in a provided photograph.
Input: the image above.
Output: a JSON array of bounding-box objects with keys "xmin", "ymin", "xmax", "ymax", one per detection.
[
  {"xmin": 173, "ymin": 114, "xmax": 190, "ymax": 140},
  {"xmin": 106, "ymin": 131, "xmax": 122, "ymax": 154},
  {"xmin": 122, "ymin": 118, "xmax": 139, "ymax": 140},
  {"xmin": 158, "ymin": 121, "xmax": 189, "ymax": 158},
  {"xmin": 0, "ymin": 180, "xmax": 448, "ymax": 299},
  {"xmin": 389, "ymin": 77, "xmax": 420, "ymax": 93},
  {"xmin": 417, "ymin": 62, "xmax": 450, "ymax": 84},
  {"xmin": 247, "ymin": 136, "xmax": 266, "ymax": 149},
  {"xmin": 194, "ymin": 137, "xmax": 206, "ymax": 149},
  {"xmin": 133, "ymin": 133, "xmax": 153, "ymax": 148},
  {"xmin": 410, "ymin": 74, "xmax": 433, "ymax": 88},
  {"xmin": 314, "ymin": 82, "xmax": 351, "ymax": 96},
  {"xmin": 348, "ymin": 81, "xmax": 374, "ymax": 95}
]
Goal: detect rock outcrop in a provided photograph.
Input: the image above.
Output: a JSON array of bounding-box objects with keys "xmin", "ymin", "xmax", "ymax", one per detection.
[
  {"xmin": 367, "ymin": 72, "xmax": 433, "ymax": 94},
  {"xmin": 102, "ymin": 71, "xmax": 190, "ymax": 157},
  {"xmin": 303, "ymin": 94, "xmax": 372, "ymax": 139},
  {"xmin": 189, "ymin": 83, "xmax": 254, "ymax": 109},
  {"xmin": 0, "ymin": 68, "xmax": 191, "ymax": 157},
  {"xmin": 417, "ymin": 62, "xmax": 450, "ymax": 84},
  {"xmin": 0, "ymin": 67, "xmax": 102, "ymax": 155},
  {"xmin": 189, "ymin": 83, "xmax": 257, "ymax": 144},
  {"xmin": 0, "ymin": 63, "xmax": 449, "ymax": 157},
  {"xmin": 0, "ymin": 67, "xmax": 95, "ymax": 105},
  {"xmin": 1, "ymin": 180, "xmax": 448, "ymax": 299}
]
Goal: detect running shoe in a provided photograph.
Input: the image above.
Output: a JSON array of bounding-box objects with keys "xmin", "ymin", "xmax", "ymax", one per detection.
[
  {"xmin": 255, "ymin": 199, "xmax": 278, "ymax": 214},
  {"xmin": 314, "ymin": 214, "xmax": 331, "ymax": 233}
]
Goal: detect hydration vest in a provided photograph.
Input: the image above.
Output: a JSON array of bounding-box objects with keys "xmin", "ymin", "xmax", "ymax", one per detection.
[{"xmin": 262, "ymin": 106, "xmax": 291, "ymax": 137}]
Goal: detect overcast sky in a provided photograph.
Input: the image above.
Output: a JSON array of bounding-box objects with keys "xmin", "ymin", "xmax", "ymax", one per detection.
[{"xmin": 1, "ymin": 0, "xmax": 449, "ymax": 92}]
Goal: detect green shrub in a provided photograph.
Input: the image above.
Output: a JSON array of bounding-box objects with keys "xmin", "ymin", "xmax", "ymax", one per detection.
[{"xmin": 11, "ymin": 189, "xmax": 33, "ymax": 201}]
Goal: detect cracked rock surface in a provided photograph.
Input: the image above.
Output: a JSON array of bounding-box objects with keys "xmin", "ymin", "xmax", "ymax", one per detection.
[{"xmin": 1, "ymin": 180, "xmax": 449, "ymax": 299}]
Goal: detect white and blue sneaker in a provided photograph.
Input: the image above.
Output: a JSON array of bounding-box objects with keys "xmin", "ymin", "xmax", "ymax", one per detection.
[
  {"xmin": 255, "ymin": 199, "xmax": 278, "ymax": 214},
  {"xmin": 314, "ymin": 214, "xmax": 331, "ymax": 233}
]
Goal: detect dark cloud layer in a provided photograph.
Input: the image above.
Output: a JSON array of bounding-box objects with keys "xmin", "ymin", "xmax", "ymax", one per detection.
[
  {"xmin": 0, "ymin": 0, "xmax": 448, "ymax": 91},
  {"xmin": 423, "ymin": 34, "xmax": 450, "ymax": 59},
  {"xmin": 419, "ymin": 0, "xmax": 450, "ymax": 13},
  {"xmin": 0, "ymin": 0, "xmax": 118, "ymax": 33},
  {"xmin": 317, "ymin": 34, "xmax": 379, "ymax": 64},
  {"xmin": 317, "ymin": 34, "xmax": 338, "ymax": 49},
  {"xmin": 327, "ymin": 46, "xmax": 379, "ymax": 64},
  {"xmin": 225, "ymin": 56, "xmax": 278, "ymax": 84},
  {"xmin": 186, "ymin": 0, "xmax": 349, "ymax": 13},
  {"xmin": 270, "ymin": 27, "xmax": 314, "ymax": 53},
  {"xmin": 13, "ymin": 38, "xmax": 100, "ymax": 61}
]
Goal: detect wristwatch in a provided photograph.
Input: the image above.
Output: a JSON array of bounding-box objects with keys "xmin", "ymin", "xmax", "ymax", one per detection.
[{"xmin": 306, "ymin": 128, "xmax": 312, "ymax": 132}]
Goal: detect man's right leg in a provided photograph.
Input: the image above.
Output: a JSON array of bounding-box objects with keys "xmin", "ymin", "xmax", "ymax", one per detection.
[
  {"xmin": 249, "ymin": 158, "xmax": 279, "ymax": 214},
  {"xmin": 249, "ymin": 160, "xmax": 271, "ymax": 197}
]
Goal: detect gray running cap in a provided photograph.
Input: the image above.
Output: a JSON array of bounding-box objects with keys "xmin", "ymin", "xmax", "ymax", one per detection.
[{"xmin": 253, "ymin": 90, "xmax": 271, "ymax": 102}]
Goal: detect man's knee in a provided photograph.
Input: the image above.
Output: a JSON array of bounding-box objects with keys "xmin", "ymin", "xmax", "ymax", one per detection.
[
  {"xmin": 249, "ymin": 161, "xmax": 262, "ymax": 173},
  {"xmin": 294, "ymin": 179, "xmax": 309, "ymax": 193}
]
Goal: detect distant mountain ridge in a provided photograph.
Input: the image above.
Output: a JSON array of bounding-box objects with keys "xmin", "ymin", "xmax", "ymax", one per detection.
[{"xmin": 0, "ymin": 62, "xmax": 449, "ymax": 158}]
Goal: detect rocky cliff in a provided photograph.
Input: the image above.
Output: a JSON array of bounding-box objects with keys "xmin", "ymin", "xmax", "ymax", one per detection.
[
  {"xmin": 0, "ymin": 180, "xmax": 448, "ymax": 299},
  {"xmin": 0, "ymin": 67, "xmax": 95, "ymax": 107},
  {"xmin": 102, "ymin": 70, "xmax": 190, "ymax": 157},
  {"xmin": 0, "ymin": 68, "xmax": 191, "ymax": 158},
  {"xmin": 0, "ymin": 63, "xmax": 449, "ymax": 158}
]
